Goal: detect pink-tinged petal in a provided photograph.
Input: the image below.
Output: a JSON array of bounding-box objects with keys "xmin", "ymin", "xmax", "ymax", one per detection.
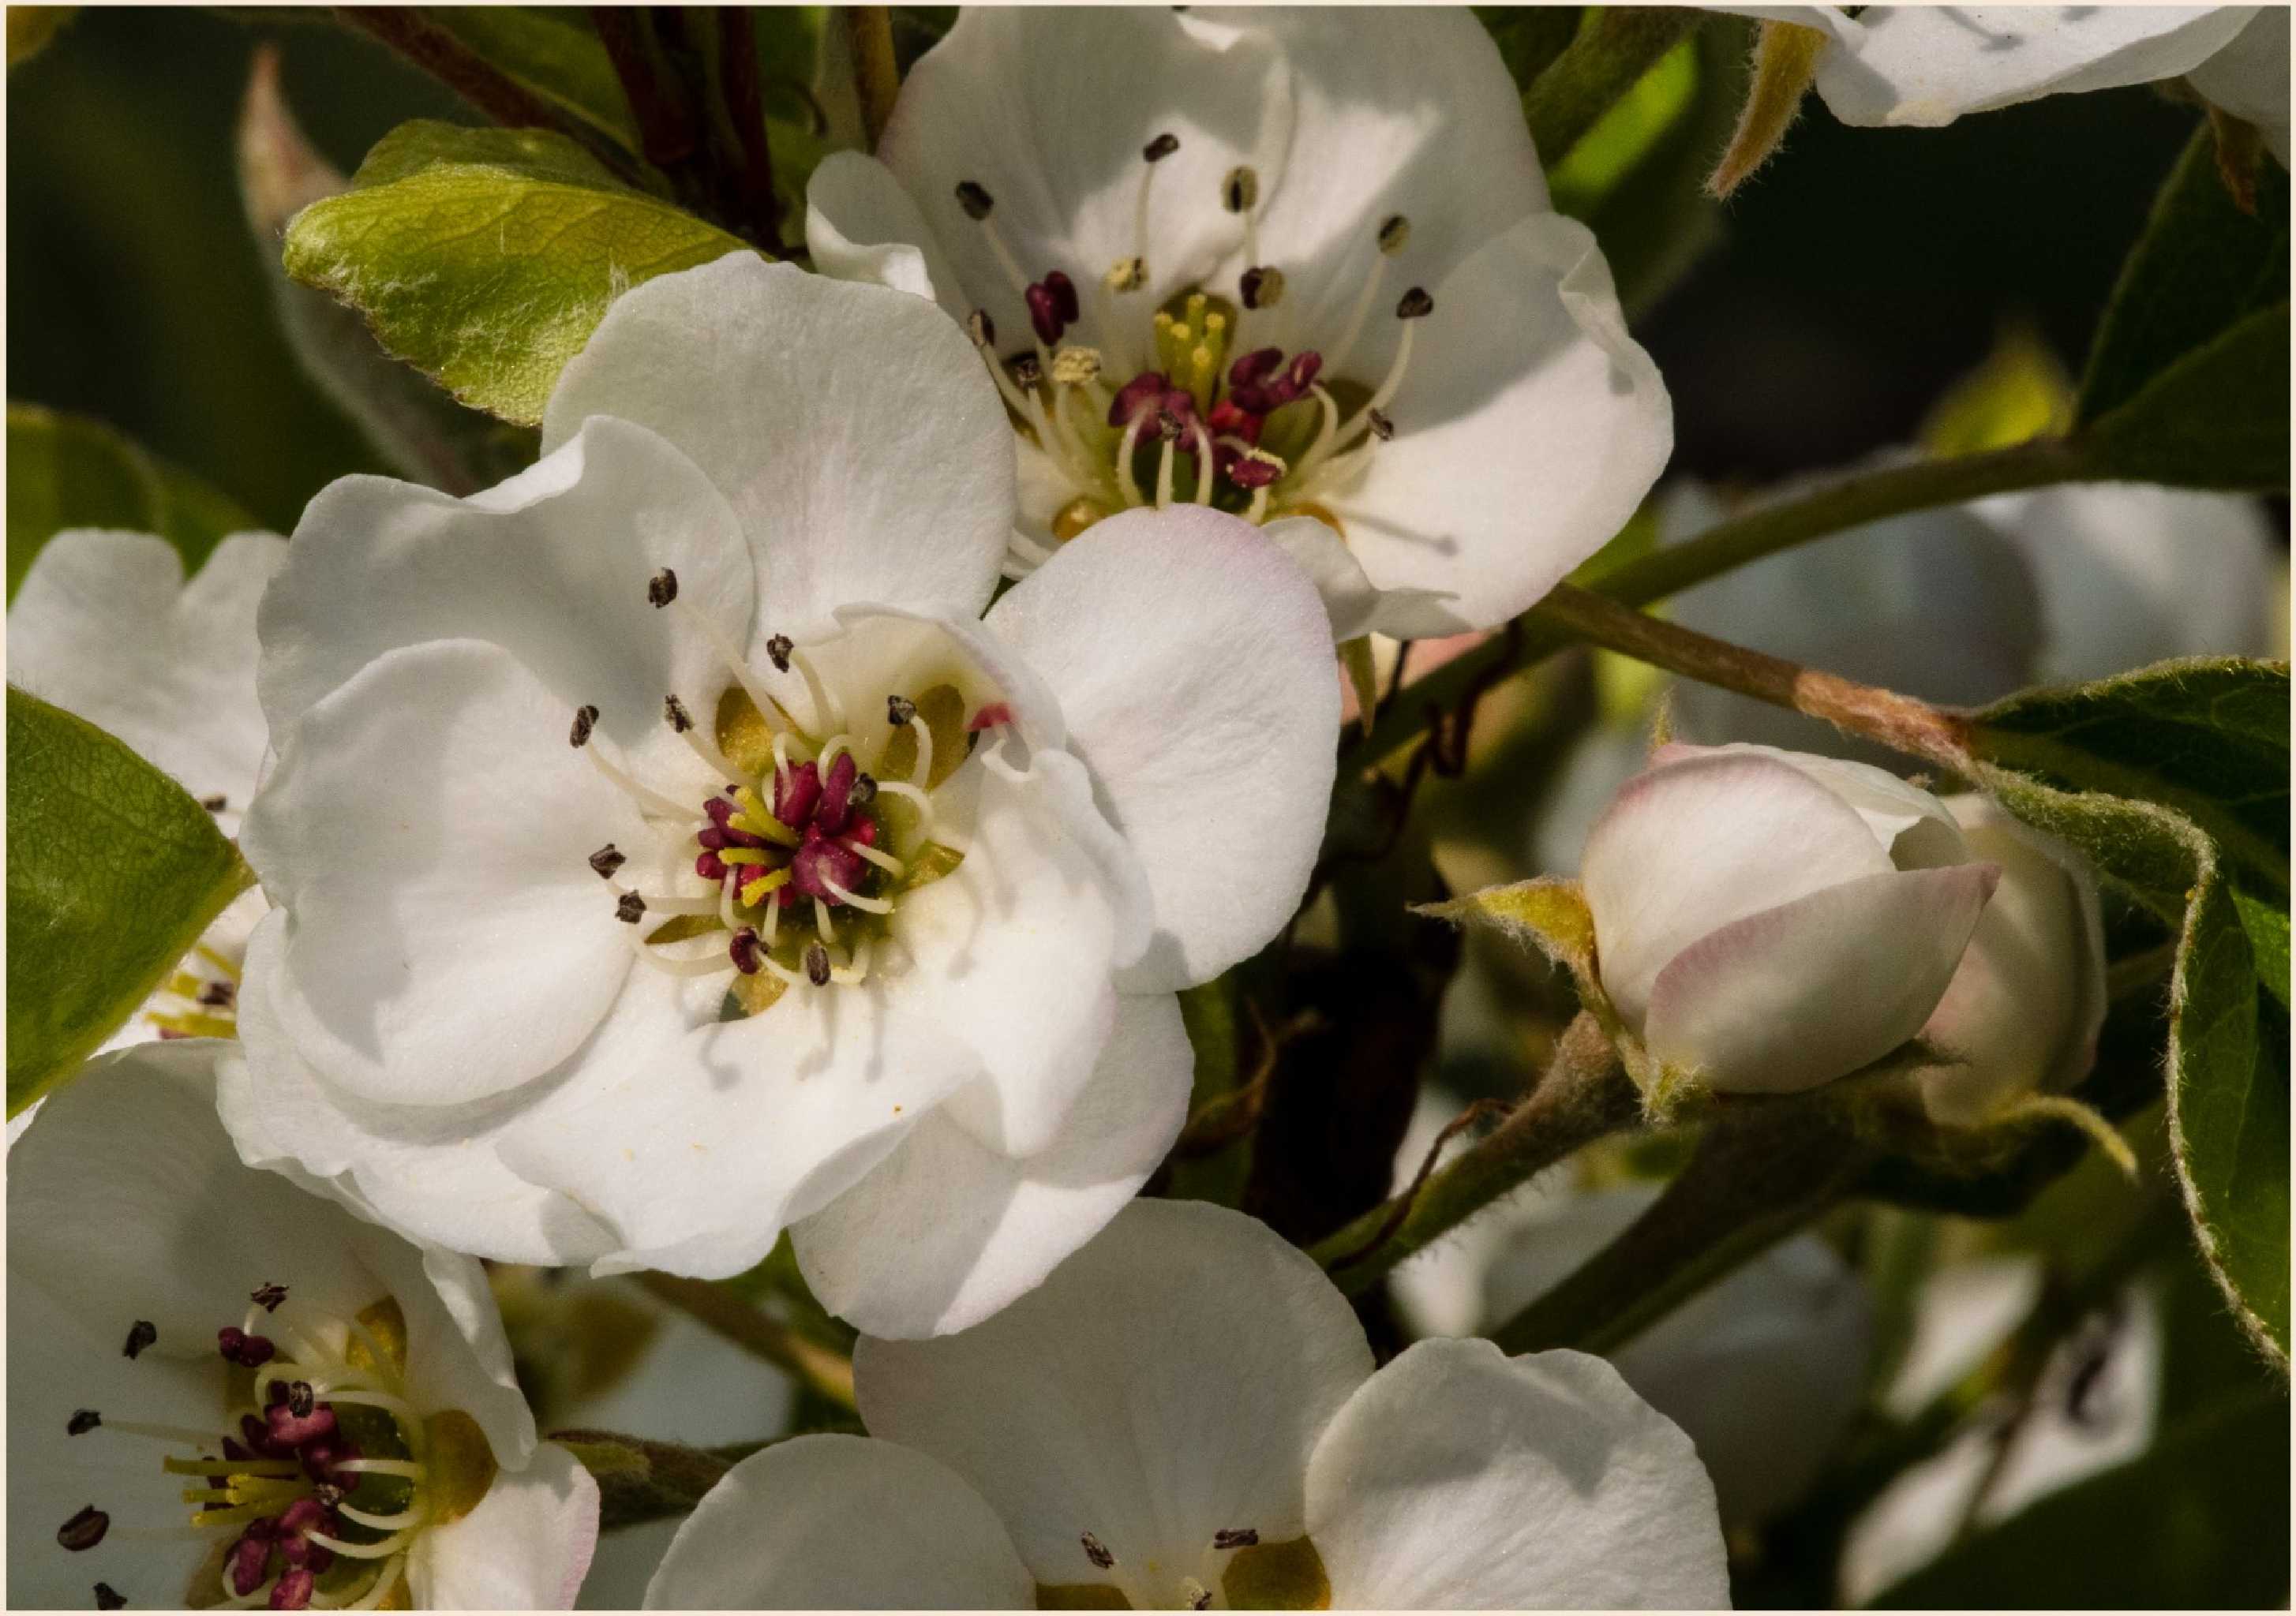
[
  {"xmin": 792, "ymin": 992, "xmax": 1191, "ymax": 1339},
  {"xmin": 1643, "ymin": 862, "xmax": 2001, "ymax": 1094},
  {"xmin": 1582, "ymin": 750, "xmax": 1895, "ymax": 1031}
]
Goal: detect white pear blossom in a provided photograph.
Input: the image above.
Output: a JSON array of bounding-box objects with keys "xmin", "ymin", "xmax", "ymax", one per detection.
[
  {"xmin": 644, "ymin": 1199, "xmax": 1729, "ymax": 1610},
  {"xmin": 1664, "ymin": 477, "xmax": 2282, "ymax": 760},
  {"xmin": 1728, "ymin": 6, "xmax": 2287, "ymax": 160},
  {"xmin": 803, "ymin": 6, "xmax": 1672, "ymax": 639},
  {"xmin": 230, "ymin": 254, "xmax": 1339, "ymax": 1340},
  {"xmin": 7, "ymin": 1039, "xmax": 598, "ymax": 1610},
  {"xmin": 1915, "ymin": 795, "xmax": 2107, "ymax": 1126},
  {"xmin": 1581, "ymin": 742, "xmax": 2000, "ymax": 1094},
  {"xmin": 6, "ymin": 529, "xmax": 284, "ymax": 1077}
]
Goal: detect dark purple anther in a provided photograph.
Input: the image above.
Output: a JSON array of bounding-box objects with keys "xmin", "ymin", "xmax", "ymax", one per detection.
[
  {"xmin": 1046, "ymin": 270, "xmax": 1079, "ymax": 325},
  {"xmin": 816, "ymin": 751, "xmax": 860, "ymax": 836},
  {"xmin": 775, "ymin": 760, "xmax": 822, "ymax": 829},
  {"xmin": 300, "ymin": 1435, "xmax": 359, "ymax": 1485},
  {"xmin": 695, "ymin": 851, "xmax": 728, "ymax": 882},
  {"xmin": 58, "ymin": 1507, "xmax": 109, "ymax": 1552},
  {"xmin": 219, "ymin": 1328, "xmax": 276, "ymax": 1368},
  {"xmin": 1230, "ymin": 347, "xmax": 1283, "ymax": 390},
  {"xmin": 1287, "ymin": 351, "xmax": 1324, "ymax": 393},
  {"xmin": 1228, "ymin": 455, "xmax": 1281, "ymax": 490},
  {"xmin": 270, "ymin": 1566, "xmax": 315, "ymax": 1610},
  {"xmin": 1025, "ymin": 281, "xmax": 1065, "ymax": 346},
  {"xmin": 729, "ymin": 928, "xmax": 762, "ymax": 975},
  {"xmin": 788, "ymin": 829, "xmax": 868, "ymax": 903},
  {"xmin": 1109, "ymin": 370, "xmax": 1171, "ymax": 428},
  {"xmin": 264, "ymin": 1399, "xmax": 335, "ymax": 1448},
  {"xmin": 229, "ymin": 1532, "xmax": 273, "ymax": 1597}
]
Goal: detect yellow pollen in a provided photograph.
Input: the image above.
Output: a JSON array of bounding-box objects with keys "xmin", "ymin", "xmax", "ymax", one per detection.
[
  {"xmin": 740, "ymin": 867, "xmax": 792, "ymax": 908},
  {"xmin": 148, "ymin": 1011, "xmax": 237, "ymax": 1039}
]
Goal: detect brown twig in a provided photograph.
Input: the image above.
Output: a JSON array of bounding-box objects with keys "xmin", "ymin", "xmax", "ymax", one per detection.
[{"xmin": 715, "ymin": 9, "xmax": 785, "ymax": 253}]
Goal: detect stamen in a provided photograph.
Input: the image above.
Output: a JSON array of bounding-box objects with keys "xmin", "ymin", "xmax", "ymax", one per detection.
[
  {"xmin": 568, "ymin": 705, "xmax": 599, "ymax": 748},
  {"xmin": 124, "ymin": 1320, "xmax": 157, "ymax": 1359},
  {"xmin": 874, "ymin": 780, "xmax": 938, "ymax": 841},
  {"xmin": 331, "ymin": 1460, "xmax": 427, "ymax": 1480},
  {"xmin": 334, "ymin": 1500, "xmax": 425, "ymax": 1532},
  {"xmin": 588, "ymin": 844, "xmax": 626, "ymax": 880},
  {"xmin": 672, "ymin": 595, "xmax": 801, "ymax": 736},
  {"xmin": 845, "ymin": 840, "xmax": 905, "ymax": 877},
  {"xmin": 1224, "ymin": 166, "xmax": 1262, "ymax": 279},
  {"xmin": 804, "ymin": 944, "xmax": 833, "ymax": 987},
  {"xmin": 624, "ymin": 930, "xmax": 728, "ymax": 977},
  {"xmin": 96, "ymin": 1584, "xmax": 127, "ymax": 1610},
  {"xmin": 1189, "ymin": 421, "xmax": 1215, "ymax": 503},
  {"xmin": 616, "ymin": 892, "xmax": 647, "ymax": 924},
  {"xmin": 304, "ymin": 1527, "xmax": 421, "ymax": 1561},
  {"xmin": 785, "ymin": 643, "xmax": 848, "ymax": 735},
  {"xmin": 1114, "ymin": 410, "xmax": 1150, "ymax": 507},
  {"xmin": 1183, "ymin": 1578, "xmax": 1212, "ymax": 1610},
  {"xmin": 740, "ymin": 867, "xmax": 791, "ymax": 908},
  {"xmin": 584, "ymin": 735, "xmax": 703, "ymax": 822},
  {"xmin": 829, "ymin": 937, "xmax": 873, "ymax": 986},
  {"xmin": 1379, "ymin": 213, "xmax": 1411, "ymax": 256},
  {"xmin": 1081, "ymin": 1532, "xmax": 1116, "ymax": 1570},
  {"xmin": 822, "ymin": 878, "xmax": 893, "ymax": 915},
  {"xmin": 646, "ymin": 567, "xmax": 680, "ymax": 608},
  {"xmin": 68, "ymin": 1409, "xmax": 101, "ymax": 1435},
  {"xmin": 1240, "ymin": 264, "xmax": 1286, "ymax": 311},
  {"xmin": 58, "ymin": 1508, "xmax": 110, "ymax": 1551},
  {"xmin": 1155, "ymin": 428, "xmax": 1178, "ymax": 509},
  {"xmin": 814, "ymin": 900, "xmax": 838, "ymax": 945}
]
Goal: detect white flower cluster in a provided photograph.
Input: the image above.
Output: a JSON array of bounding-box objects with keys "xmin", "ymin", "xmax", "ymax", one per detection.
[{"xmin": 6, "ymin": 6, "xmax": 2264, "ymax": 1610}]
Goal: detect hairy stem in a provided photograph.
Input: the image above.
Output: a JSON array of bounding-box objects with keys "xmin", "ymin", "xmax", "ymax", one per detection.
[
  {"xmin": 1310, "ymin": 1014, "xmax": 1642, "ymax": 1295},
  {"xmin": 843, "ymin": 6, "xmax": 901, "ymax": 152},
  {"xmin": 1529, "ymin": 582, "xmax": 1976, "ymax": 769},
  {"xmin": 635, "ymin": 1270, "xmax": 857, "ymax": 1411},
  {"xmin": 1490, "ymin": 1102, "xmax": 1870, "ymax": 1355}
]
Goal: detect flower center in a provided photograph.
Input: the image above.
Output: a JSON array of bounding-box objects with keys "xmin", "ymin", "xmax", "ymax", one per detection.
[
  {"xmin": 62, "ymin": 1288, "xmax": 493, "ymax": 1610},
  {"xmin": 1033, "ymin": 1524, "xmax": 1333, "ymax": 1610},
  {"xmin": 571, "ymin": 570, "xmax": 987, "ymax": 1016},
  {"xmin": 952, "ymin": 140, "xmax": 1430, "ymax": 563}
]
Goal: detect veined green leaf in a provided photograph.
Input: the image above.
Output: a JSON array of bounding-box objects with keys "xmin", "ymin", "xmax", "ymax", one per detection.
[
  {"xmin": 2079, "ymin": 122, "xmax": 2289, "ymax": 426},
  {"xmin": 6, "ymin": 687, "xmax": 252, "ymax": 1117},
  {"xmin": 283, "ymin": 120, "xmax": 758, "ymax": 427},
  {"xmin": 1961, "ymin": 660, "xmax": 2290, "ymax": 1364},
  {"xmin": 6, "ymin": 402, "xmax": 258, "ymax": 600},
  {"xmin": 2081, "ymin": 301, "xmax": 2290, "ymax": 492}
]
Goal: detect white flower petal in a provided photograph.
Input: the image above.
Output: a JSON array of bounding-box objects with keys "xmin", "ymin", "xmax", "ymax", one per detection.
[
  {"xmin": 983, "ymin": 506, "xmax": 1340, "ymax": 992},
  {"xmin": 1800, "ymin": 5, "xmax": 2257, "ymax": 126},
  {"xmin": 876, "ymin": 7, "xmax": 1287, "ymax": 378},
  {"xmin": 492, "ymin": 968, "xmax": 983, "ymax": 1281},
  {"xmin": 1643, "ymin": 862, "xmax": 2002, "ymax": 1094},
  {"xmin": 1917, "ymin": 795, "xmax": 2108, "ymax": 1124},
  {"xmin": 856, "ymin": 1199, "xmax": 1373, "ymax": 1599},
  {"xmin": 896, "ymin": 752, "xmax": 1134, "ymax": 1158},
  {"xmin": 803, "ymin": 150, "xmax": 967, "ymax": 311},
  {"xmin": 1305, "ymin": 1339, "xmax": 1729, "ymax": 1609},
  {"xmin": 8, "ymin": 529, "xmax": 283, "ymax": 836},
  {"xmin": 224, "ymin": 910, "xmax": 625, "ymax": 1266},
  {"xmin": 541, "ymin": 254, "xmax": 1013, "ymax": 631},
  {"xmin": 242, "ymin": 639, "xmax": 649, "ymax": 1107},
  {"xmin": 792, "ymin": 991, "xmax": 1191, "ymax": 1339},
  {"xmin": 1223, "ymin": 6, "xmax": 1549, "ymax": 354},
  {"xmin": 9, "ymin": 1041, "xmax": 401, "ymax": 1346},
  {"xmin": 1582, "ymin": 750, "xmax": 1897, "ymax": 1030},
  {"xmin": 414, "ymin": 1440, "xmax": 600, "ymax": 1610},
  {"xmin": 2190, "ymin": 7, "xmax": 2291, "ymax": 162},
  {"xmin": 6, "ymin": 1274, "xmax": 227, "ymax": 1609},
  {"xmin": 1314, "ymin": 212, "xmax": 1672, "ymax": 638},
  {"xmin": 260, "ymin": 417, "xmax": 754, "ymax": 770},
  {"xmin": 643, "ymin": 1435, "xmax": 1031, "ymax": 1610}
]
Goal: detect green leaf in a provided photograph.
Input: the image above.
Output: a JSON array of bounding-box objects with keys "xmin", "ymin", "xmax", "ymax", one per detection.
[
  {"xmin": 1874, "ymin": 1388, "xmax": 2290, "ymax": 1607},
  {"xmin": 1522, "ymin": 6, "xmax": 1702, "ymax": 167},
  {"xmin": 1960, "ymin": 660, "xmax": 2290, "ymax": 1364},
  {"xmin": 2167, "ymin": 877, "xmax": 2290, "ymax": 1363},
  {"xmin": 6, "ymin": 687, "xmax": 251, "ymax": 1117},
  {"xmin": 283, "ymin": 120, "xmax": 758, "ymax": 427},
  {"xmin": 240, "ymin": 49, "xmax": 537, "ymax": 496},
  {"xmin": 2078, "ymin": 123, "xmax": 2289, "ymax": 426},
  {"xmin": 2081, "ymin": 301, "xmax": 2290, "ymax": 491},
  {"xmin": 6, "ymin": 402, "xmax": 258, "ymax": 600},
  {"xmin": 1967, "ymin": 658, "xmax": 2289, "ymax": 902}
]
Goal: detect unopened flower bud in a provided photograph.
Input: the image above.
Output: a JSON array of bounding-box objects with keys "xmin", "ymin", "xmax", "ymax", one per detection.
[{"xmin": 1579, "ymin": 743, "xmax": 2001, "ymax": 1094}]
